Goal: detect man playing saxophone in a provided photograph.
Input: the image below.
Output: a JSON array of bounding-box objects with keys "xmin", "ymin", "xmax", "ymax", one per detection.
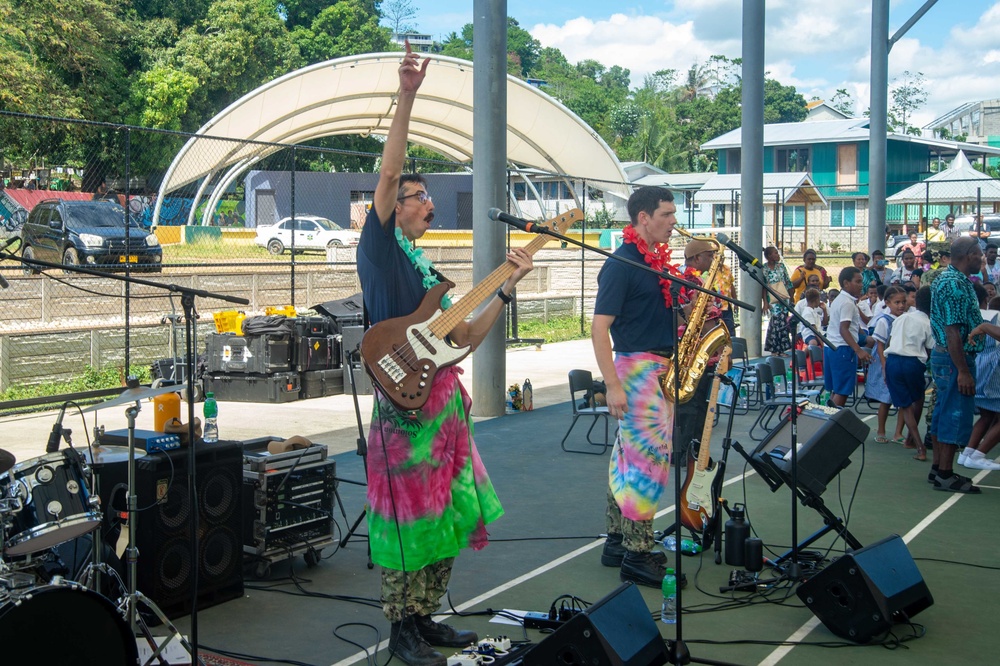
[
  {"xmin": 671, "ymin": 237, "xmax": 728, "ymax": 464},
  {"xmin": 593, "ymin": 186, "xmax": 684, "ymax": 587}
]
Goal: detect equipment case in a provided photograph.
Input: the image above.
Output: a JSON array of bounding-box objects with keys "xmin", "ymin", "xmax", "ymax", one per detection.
[
  {"xmin": 300, "ymin": 368, "xmax": 344, "ymax": 399},
  {"xmin": 203, "ymin": 371, "xmax": 300, "ymax": 403},
  {"xmin": 205, "ymin": 332, "xmax": 292, "ymax": 374},
  {"xmin": 241, "ymin": 437, "xmax": 336, "ymax": 577}
]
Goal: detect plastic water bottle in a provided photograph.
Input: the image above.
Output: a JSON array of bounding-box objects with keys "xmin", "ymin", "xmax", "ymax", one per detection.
[
  {"xmin": 203, "ymin": 392, "xmax": 219, "ymax": 443},
  {"xmin": 663, "ymin": 536, "xmax": 702, "ymax": 554},
  {"xmin": 661, "ymin": 568, "xmax": 677, "ymax": 624}
]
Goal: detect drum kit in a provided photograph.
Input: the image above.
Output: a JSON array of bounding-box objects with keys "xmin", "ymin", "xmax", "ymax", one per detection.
[{"xmin": 0, "ymin": 381, "xmax": 199, "ymax": 665}]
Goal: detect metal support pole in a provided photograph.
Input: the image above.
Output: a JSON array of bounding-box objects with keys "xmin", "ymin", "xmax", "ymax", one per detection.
[
  {"xmin": 471, "ymin": 0, "xmax": 508, "ymax": 417},
  {"xmin": 740, "ymin": 0, "xmax": 765, "ymax": 354},
  {"xmin": 869, "ymin": 0, "xmax": 890, "ymax": 252}
]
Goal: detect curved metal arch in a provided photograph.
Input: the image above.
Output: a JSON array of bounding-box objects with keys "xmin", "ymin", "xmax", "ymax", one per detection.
[{"xmin": 156, "ymin": 52, "xmax": 628, "ymax": 226}]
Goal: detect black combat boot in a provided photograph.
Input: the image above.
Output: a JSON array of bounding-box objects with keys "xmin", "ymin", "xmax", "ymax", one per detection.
[
  {"xmin": 413, "ymin": 614, "xmax": 478, "ymax": 647},
  {"xmin": 388, "ymin": 616, "xmax": 446, "ymax": 666},
  {"xmin": 601, "ymin": 534, "xmax": 667, "ymax": 568}
]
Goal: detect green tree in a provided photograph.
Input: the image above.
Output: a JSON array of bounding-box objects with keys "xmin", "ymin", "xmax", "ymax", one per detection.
[
  {"xmin": 829, "ymin": 88, "xmax": 855, "ymax": 117},
  {"xmin": 439, "ymin": 18, "xmax": 541, "ymax": 77},
  {"xmin": 163, "ymin": 0, "xmax": 304, "ymax": 127},
  {"xmin": 889, "ymin": 70, "xmax": 927, "ymax": 136},
  {"xmin": 290, "ymin": 0, "xmax": 392, "ymax": 64},
  {"xmin": 382, "ymin": 0, "xmax": 417, "ymax": 36}
]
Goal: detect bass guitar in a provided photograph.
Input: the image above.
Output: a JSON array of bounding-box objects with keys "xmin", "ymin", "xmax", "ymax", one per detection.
[
  {"xmin": 679, "ymin": 346, "xmax": 731, "ymax": 537},
  {"xmin": 361, "ymin": 208, "xmax": 581, "ymax": 412}
]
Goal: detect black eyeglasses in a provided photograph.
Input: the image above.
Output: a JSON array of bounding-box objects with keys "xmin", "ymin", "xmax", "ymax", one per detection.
[{"xmin": 397, "ymin": 191, "xmax": 432, "ymax": 204}]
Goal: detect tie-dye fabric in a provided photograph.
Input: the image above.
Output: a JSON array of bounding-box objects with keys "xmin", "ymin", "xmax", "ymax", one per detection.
[
  {"xmin": 367, "ymin": 366, "xmax": 503, "ymax": 571},
  {"xmin": 608, "ymin": 352, "xmax": 674, "ymax": 521}
]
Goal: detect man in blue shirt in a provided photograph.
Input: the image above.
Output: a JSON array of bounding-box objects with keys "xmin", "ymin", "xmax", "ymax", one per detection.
[
  {"xmin": 593, "ymin": 186, "xmax": 683, "ymax": 589},
  {"xmin": 357, "ymin": 41, "xmax": 533, "ymax": 666},
  {"xmin": 929, "ymin": 236, "xmax": 984, "ymax": 493}
]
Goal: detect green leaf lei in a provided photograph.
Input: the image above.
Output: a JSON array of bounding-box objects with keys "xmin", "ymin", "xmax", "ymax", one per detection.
[{"xmin": 395, "ymin": 227, "xmax": 452, "ymax": 309}]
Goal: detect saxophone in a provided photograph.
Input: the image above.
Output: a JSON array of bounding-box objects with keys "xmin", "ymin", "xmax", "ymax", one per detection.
[{"xmin": 660, "ymin": 228, "xmax": 732, "ymax": 403}]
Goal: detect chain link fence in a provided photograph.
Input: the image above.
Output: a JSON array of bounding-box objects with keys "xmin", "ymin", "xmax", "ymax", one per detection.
[{"xmin": 2, "ymin": 110, "xmax": 998, "ymax": 408}]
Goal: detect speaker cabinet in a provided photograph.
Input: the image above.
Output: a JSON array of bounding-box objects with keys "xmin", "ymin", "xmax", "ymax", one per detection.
[
  {"xmin": 523, "ymin": 582, "xmax": 668, "ymax": 666},
  {"xmin": 797, "ymin": 534, "xmax": 933, "ymax": 643},
  {"xmin": 754, "ymin": 405, "xmax": 869, "ymax": 497},
  {"xmin": 134, "ymin": 440, "xmax": 244, "ymax": 619}
]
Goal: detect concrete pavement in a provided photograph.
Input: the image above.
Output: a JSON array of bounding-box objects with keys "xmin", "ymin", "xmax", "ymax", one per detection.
[{"xmin": 0, "ymin": 338, "xmax": 599, "ymax": 470}]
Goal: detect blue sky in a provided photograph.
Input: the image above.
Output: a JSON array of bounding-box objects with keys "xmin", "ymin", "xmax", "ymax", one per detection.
[{"xmin": 402, "ymin": 1, "xmax": 1000, "ymax": 127}]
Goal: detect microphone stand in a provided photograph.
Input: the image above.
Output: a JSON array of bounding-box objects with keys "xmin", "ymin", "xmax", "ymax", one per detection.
[
  {"xmin": 732, "ymin": 258, "xmax": 832, "ymax": 583},
  {"xmin": 501, "ymin": 219, "xmax": 749, "ymax": 666},
  {"xmin": 1, "ymin": 247, "xmax": 248, "ymax": 666}
]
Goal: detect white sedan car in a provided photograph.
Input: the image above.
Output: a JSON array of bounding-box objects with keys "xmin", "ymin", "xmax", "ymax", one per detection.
[{"xmin": 255, "ymin": 216, "xmax": 360, "ymax": 254}]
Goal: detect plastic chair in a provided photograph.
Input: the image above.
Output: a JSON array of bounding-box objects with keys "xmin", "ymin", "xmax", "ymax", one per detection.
[
  {"xmin": 767, "ymin": 356, "xmax": 821, "ymax": 401},
  {"xmin": 731, "ymin": 337, "xmax": 761, "ymax": 408},
  {"xmin": 794, "ymin": 349, "xmax": 825, "ymax": 390},
  {"xmin": 748, "ymin": 363, "xmax": 800, "ymax": 441},
  {"xmin": 560, "ymin": 369, "xmax": 613, "ymax": 455}
]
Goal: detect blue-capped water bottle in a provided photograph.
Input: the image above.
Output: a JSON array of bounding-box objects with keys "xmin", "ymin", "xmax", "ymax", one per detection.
[
  {"xmin": 661, "ymin": 568, "xmax": 677, "ymax": 624},
  {"xmin": 203, "ymin": 392, "xmax": 219, "ymax": 443}
]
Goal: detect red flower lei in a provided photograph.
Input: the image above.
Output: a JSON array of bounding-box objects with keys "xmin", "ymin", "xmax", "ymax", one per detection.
[{"xmin": 622, "ymin": 225, "xmax": 684, "ymax": 307}]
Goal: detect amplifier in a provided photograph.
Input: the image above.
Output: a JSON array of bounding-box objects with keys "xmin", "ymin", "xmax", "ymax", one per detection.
[
  {"xmin": 753, "ymin": 402, "xmax": 870, "ymax": 497},
  {"xmin": 242, "ymin": 449, "xmax": 337, "ymax": 563}
]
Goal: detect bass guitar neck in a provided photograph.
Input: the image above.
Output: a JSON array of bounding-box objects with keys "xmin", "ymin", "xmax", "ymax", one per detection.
[{"xmin": 361, "ymin": 209, "xmax": 582, "ymax": 412}]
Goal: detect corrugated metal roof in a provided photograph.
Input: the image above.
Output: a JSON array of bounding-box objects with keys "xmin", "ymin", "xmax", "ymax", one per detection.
[
  {"xmin": 701, "ymin": 118, "xmax": 1000, "ymax": 156},
  {"xmin": 2, "ymin": 189, "xmax": 96, "ymax": 211},
  {"xmin": 702, "ymin": 119, "xmax": 869, "ymax": 149},
  {"xmin": 696, "ymin": 173, "xmax": 827, "ymax": 206},
  {"xmin": 633, "ymin": 172, "xmax": 714, "ymax": 188}
]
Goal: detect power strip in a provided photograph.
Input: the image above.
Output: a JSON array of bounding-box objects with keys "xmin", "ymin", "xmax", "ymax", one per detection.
[{"xmin": 522, "ymin": 611, "xmax": 563, "ymax": 630}]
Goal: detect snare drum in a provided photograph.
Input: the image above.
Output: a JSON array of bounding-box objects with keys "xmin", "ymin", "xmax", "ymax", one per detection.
[
  {"xmin": 1, "ymin": 450, "xmax": 102, "ymax": 556},
  {"xmin": 0, "ymin": 580, "xmax": 138, "ymax": 664}
]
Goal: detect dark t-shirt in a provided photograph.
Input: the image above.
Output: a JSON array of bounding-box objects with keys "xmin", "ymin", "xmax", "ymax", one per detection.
[
  {"xmin": 593, "ymin": 242, "xmax": 676, "ymax": 353},
  {"xmin": 357, "ymin": 206, "xmax": 428, "ymax": 325}
]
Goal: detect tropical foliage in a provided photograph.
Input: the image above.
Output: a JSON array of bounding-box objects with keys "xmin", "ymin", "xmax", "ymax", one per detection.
[{"xmin": 0, "ymin": 3, "xmax": 809, "ymax": 175}]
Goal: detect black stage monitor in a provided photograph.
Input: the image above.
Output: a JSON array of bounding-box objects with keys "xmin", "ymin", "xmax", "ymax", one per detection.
[{"xmin": 753, "ymin": 403, "xmax": 869, "ymax": 497}]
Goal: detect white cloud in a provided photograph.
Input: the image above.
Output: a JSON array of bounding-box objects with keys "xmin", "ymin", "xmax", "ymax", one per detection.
[
  {"xmin": 530, "ymin": 15, "xmax": 720, "ymax": 85},
  {"xmin": 524, "ymin": 1, "xmax": 1000, "ymax": 125}
]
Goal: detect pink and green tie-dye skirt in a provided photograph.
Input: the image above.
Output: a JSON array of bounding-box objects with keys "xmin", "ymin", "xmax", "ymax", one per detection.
[
  {"xmin": 609, "ymin": 352, "xmax": 675, "ymax": 522},
  {"xmin": 367, "ymin": 366, "xmax": 503, "ymax": 571}
]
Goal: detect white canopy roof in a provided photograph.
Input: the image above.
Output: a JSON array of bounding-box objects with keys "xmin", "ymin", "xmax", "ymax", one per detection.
[
  {"xmin": 154, "ymin": 52, "xmax": 629, "ymax": 224},
  {"xmin": 886, "ymin": 151, "xmax": 1000, "ymax": 204}
]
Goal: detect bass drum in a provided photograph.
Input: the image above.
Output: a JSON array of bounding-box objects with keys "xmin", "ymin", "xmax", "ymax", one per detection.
[{"xmin": 0, "ymin": 581, "xmax": 137, "ymax": 665}]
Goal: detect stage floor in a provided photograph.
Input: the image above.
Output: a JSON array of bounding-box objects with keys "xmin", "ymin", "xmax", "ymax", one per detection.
[{"xmin": 151, "ymin": 396, "xmax": 1000, "ymax": 666}]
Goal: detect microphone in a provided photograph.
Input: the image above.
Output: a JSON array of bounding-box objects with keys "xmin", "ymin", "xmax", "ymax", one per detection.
[
  {"xmin": 716, "ymin": 233, "xmax": 760, "ymax": 268},
  {"xmin": 46, "ymin": 402, "xmax": 68, "ymax": 453},
  {"xmin": 487, "ymin": 208, "xmax": 548, "ymax": 234}
]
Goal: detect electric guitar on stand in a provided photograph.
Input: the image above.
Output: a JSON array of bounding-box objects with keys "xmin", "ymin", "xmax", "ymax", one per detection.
[
  {"xmin": 361, "ymin": 208, "xmax": 581, "ymax": 412},
  {"xmin": 679, "ymin": 346, "xmax": 731, "ymax": 541}
]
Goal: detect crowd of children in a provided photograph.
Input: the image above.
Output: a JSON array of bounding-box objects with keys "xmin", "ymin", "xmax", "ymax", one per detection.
[{"xmin": 765, "ymin": 241, "xmax": 1000, "ymax": 493}]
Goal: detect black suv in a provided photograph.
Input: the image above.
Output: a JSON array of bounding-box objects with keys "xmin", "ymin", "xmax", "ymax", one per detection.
[{"xmin": 21, "ymin": 199, "xmax": 162, "ymax": 274}]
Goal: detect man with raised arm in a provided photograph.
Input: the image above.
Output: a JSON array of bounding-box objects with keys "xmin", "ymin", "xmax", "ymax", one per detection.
[{"xmin": 357, "ymin": 42, "xmax": 533, "ymax": 666}]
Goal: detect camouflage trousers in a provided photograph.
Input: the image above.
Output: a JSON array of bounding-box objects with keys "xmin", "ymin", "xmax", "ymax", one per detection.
[
  {"xmin": 380, "ymin": 557, "xmax": 455, "ymax": 622},
  {"xmin": 605, "ymin": 487, "xmax": 655, "ymax": 552},
  {"xmin": 925, "ymin": 384, "xmax": 937, "ymax": 425}
]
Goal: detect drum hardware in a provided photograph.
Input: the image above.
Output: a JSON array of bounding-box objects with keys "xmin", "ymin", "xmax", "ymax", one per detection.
[
  {"xmin": 0, "ymin": 448, "xmax": 14, "ymax": 475},
  {"xmin": 77, "ymin": 392, "xmax": 199, "ymax": 666}
]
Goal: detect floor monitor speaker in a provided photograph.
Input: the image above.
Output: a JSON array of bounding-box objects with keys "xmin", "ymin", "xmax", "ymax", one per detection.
[
  {"xmin": 797, "ymin": 534, "xmax": 933, "ymax": 643},
  {"xmin": 523, "ymin": 582, "xmax": 668, "ymax": 666},
  {"xmin": 134, "ymin": 440, "xmax": 244, "ymax": 620}
]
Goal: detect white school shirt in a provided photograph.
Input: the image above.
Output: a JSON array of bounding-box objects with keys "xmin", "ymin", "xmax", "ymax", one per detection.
[
  {"xmin": 827, "ymin": 290, "xmax": 861, "ymax": 349},
  {"xmin": 886, "ymin": 310, "xmax": 934, "ymax": 362}
]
